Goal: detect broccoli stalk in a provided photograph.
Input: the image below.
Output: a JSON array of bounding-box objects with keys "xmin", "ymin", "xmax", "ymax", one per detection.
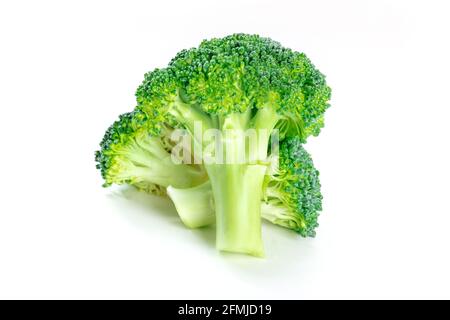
[
  {"xmin": 162, "ymin": 105, "xmax": 279, "ymax": 256},
  {"xmin": 167, "ymin": 181, "xmax": 214, "ymax": 228},
  {"xmin": 206, "ymin": 164, "xmax": 267, "ymax": 256},
  {"xmin": 205, "ymin": 108, "xmax": 279, "ymax": 256}
]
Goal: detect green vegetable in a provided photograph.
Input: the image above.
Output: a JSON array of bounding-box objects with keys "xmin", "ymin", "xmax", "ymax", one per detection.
[
  {"xmin": 262, "ymin": 137, "xmax": 322, "ymax": 237},
  {"xmin": 135, "ymin": 34, "xmax": 330, "ymax": 256},
  {"xmin": 95, "ymin": 34, "xmax": 331, "ymax": 257}
]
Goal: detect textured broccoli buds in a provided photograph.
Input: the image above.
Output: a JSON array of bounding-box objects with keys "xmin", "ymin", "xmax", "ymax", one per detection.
[
  {"xmin": 263, "ymin": 137, "xmax": 322, "ymax": 237},
  {"xmin": 136, "ymin": 34, "xmax": 331, "ymax": 141}
]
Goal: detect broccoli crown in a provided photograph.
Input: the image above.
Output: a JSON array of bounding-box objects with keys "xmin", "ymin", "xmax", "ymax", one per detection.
[
  {"xmin": 96, "ymin": 111, "xmax": 142, "ymax": 181},
  {"xmin": 266, "ymin": 137, "xmax": 322, "ymax": 236},
  {"xmin": 95, "ymin": 110, "xmax": 207, "ymax": 192},
  {"xmin": 135, "ymin": 69, "xmax": 181, "ymax": 135},
  {"xmin": 136, "ymin": 34, "xmax": 331, "ymax": 140},
  {"xmin": 95, "ymin": 110, "xmax": 164, "ymax": 193}
]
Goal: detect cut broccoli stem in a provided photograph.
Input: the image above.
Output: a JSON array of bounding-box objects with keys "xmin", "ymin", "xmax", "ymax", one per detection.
[
  {"xmin": 167, "ymin": 105, "xmax": 281, "ymax": 256},
  {"xmin": 167, "ymin": 181, "xmax": 214, "ymax": 228},
  {"xmin": 206, "ymin": 163, "xmax": 267, "ymax": 257},
  {"xmin": 208, "ymin": 111, "xmax": 268, "ymax": 256},
  {"xmin": 251, "ymin": 105, "xmax": 281, "ymax": 164}
]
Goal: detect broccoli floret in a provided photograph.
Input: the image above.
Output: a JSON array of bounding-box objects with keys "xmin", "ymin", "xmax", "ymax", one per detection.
[
  {"xmin": 262, "ymin": 137, "xmax": 322, "ymax": 237},
  {"xmin": 135, "ymin": 34, "xmax": 330, "ymax": 256},
  {"xmin": 95, "ymin": 110, "xmax": 207, "ymax": 193},
  {"xmin": 167, "ymin": 137, "xmax": 322, "ymax": 236}
]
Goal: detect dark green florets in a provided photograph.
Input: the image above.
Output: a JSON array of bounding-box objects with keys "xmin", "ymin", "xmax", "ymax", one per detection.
[
  {"xmin": 136, "ymin": 34, "xmax": 331, "ymax": 140},
  {"xmin": 95, "ymin": 110, "xmax": 146, "ymax": 182},
  {"xmin": 95, "ymin": 109, "xmax": 207, "ymax": 193},
  {"xmin": 95, "ymin": 110, "xmax": 167, "ymax": 194},
  {"xmin": 265, "ymin": 137, "xmax": 322, "ymax": 237},
  {"xmin": 135, "ymin": 69, "xmax": 180, "ymax": 135}
]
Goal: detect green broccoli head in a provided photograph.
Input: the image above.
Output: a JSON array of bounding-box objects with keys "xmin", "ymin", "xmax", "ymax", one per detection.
[
  {"xmin": 95, "ymin": 110, "xmax": 206, "ymax": 193},
  {"xmin": 135, "ymin": 69, "xmax": 181, "ymax": 135},
  {"xmin": 95, "ymin": 111, "xmax": 150, "ymax": 186},
  {"xmin": 136, "ymin": 34, "xmax": 331, "ymax": 141},
  {"xmin": 263, "ymin": 137, "xmax": 322, "ymax": 237}
]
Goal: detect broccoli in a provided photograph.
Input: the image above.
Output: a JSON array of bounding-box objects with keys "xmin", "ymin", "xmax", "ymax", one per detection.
[
  {"xmin": 95, "ymin": 110, "xmax": 207, "ymax": 194},
  {"xmin": 135, "ymin": 34, "xmax": 330, "ymax": 256},
  {"xmin": 262, "ymin": 137, "xmax": 322, "ymax": 237},
  {"xmin": 167, "ymin": 137, "xmax": 322, "ymax": 236}
]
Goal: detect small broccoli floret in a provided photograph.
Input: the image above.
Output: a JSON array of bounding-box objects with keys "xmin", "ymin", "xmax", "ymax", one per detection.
[
  {"xmin": 262, "ymin": 137, "xmax": 322, "ymax": 237},
  {"xmin": 95, "ymin": 110, "xmax": 207, "ymax": 193},
  {"xmin": 167, "ymin": 137, "xmax": 322, "ymax": 236},
  {"xmin": 135, "ymin": 34, "xmax": 330, "ymax": 256}
]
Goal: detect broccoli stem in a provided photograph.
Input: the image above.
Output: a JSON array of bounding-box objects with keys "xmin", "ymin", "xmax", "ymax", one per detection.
[
  {"xmin": 167, "ymin": 105, "xmax": 281, "ymax": 256},
  {"xmin": 169, "ymin": 95, "xmax": 213, "ymax": 141},
  {"xmin": 205, "ymin": 111, "xmax": 268, "ymax": 256},
  {"xmin": 206, "ymin": 163, "xmax": 267, "ymax": 257},
  {"xmin": 167, "ymin": 180, "xmax": 307, "ymax": 232},
  {"xmin": 167, "ymin": 181, "xmax": 214, "ymax": 228}
]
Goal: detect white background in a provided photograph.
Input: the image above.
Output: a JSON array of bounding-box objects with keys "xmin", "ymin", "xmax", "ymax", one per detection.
[{"xmin": 0, "ymin": 0, "xmax": 449, "ymax": 299}]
